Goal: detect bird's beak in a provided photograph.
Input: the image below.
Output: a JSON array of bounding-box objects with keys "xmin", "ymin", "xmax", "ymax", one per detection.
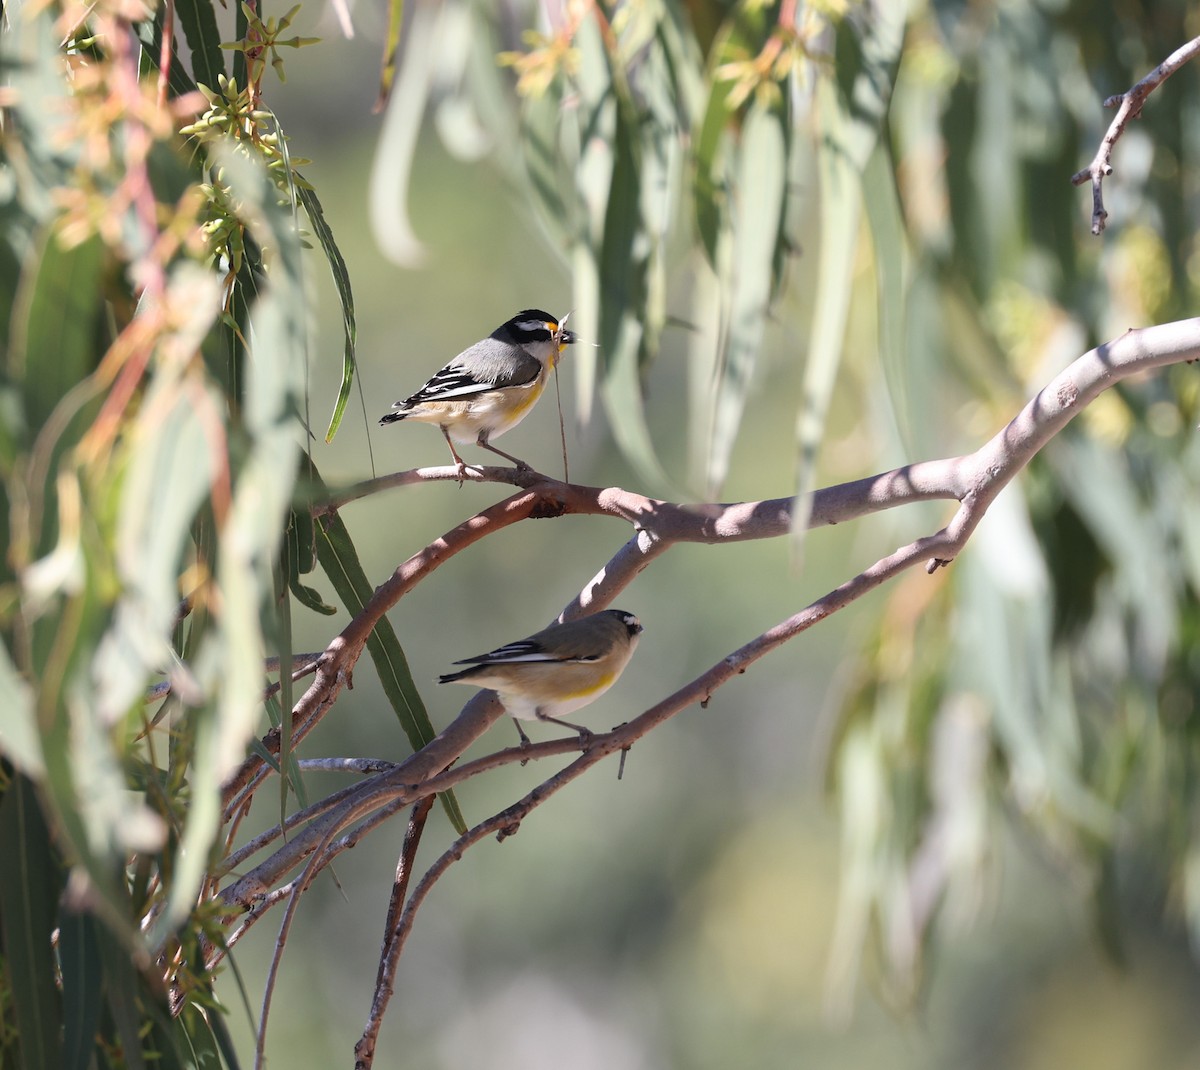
[{"xmin": 553, "ymin": 311, "xmax": 576, "ymax": 351}]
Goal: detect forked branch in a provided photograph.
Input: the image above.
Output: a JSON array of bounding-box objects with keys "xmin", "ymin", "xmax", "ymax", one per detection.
[
  {"xmin": 220, "ymin": 318, "xmax": 1200, "ymax": 1067},
  {"xmin": 1072, "ymin": 35, "xmax": 1200, "ymax": 234}
]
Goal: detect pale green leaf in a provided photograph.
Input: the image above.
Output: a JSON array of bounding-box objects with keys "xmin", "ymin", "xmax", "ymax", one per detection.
[
  {"xmin": 9, "ymin": 231, "xmax": 103, "ymax": 431},
  {"xmin": 598, "ymin": 101, "xmax": 671, "ymax": 491},
  {"xmin": 0, "ymin": 636, "xmax": 41, "ymax": 775},
  {"xmin": 792, "ymin": 7, "xmax": 906, "ymax": 550},
  {"xmin": 861, "ymin": 144, "xmax": 911, "ymax": 446},
  {"xmin": 707, "ymin": 98, "xmax": 786, "ymax": 495}
]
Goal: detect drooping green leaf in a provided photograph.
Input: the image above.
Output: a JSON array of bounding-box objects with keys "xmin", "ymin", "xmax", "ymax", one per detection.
[
  {"xmin": 93, "ymin": 303, "xmax": 219, "ymax": 725},
  {"xmin": 707, "ymin": 96, "xmax": 787, "ymax": 495},
  {"xmin": 175, "ymin": 0, "xmax": 225, "ymax": 94},
  {"xmin": 177, "ymin": 1003, "xmax": 232, "ymax": 1070},
  {"xmin": 312, "ymin": 503, "xmax": 465, "ymax": 834},
  {"xmin": 692, "ymin": 4, "xmax": 772, "ymax": 266},
  {"xmin": 9, "ymin": 231, "xmax": 103, "ymax": 431},
  {"xmin": 598, "ymin": 99, "xmax": 671, "ymax": 491},
  {"xmin": 284, "ymin": 504, "xmax": 336, "ymax": 614},
  {"xmin": 0, "ymin": 774, "xmax": 63, "ymax": 1070},
  {"xmin": 370, "ymin": 1, "xmax": 431, "ymax": 266},
  {"xmin": 298, "ymin": 186, "xmax": 358, "ymax": 444},
  {"xmin": 792, "ymin": 6, "xmax": 906, "ymax": 548},
  {"xmin": 520, "ymin": 80, "xmax": 573, "ymax": 254},
  {"xmin": 59, "ymin": 907, "xmax": 105, "ymax": 1070},
  {"xmin": 861, "ymin": 143, "xmax": 912, "ymax": 448},
  {"xmin": 376, "ymin": 0, "xmax": 406, "ymax": 109},
  {"xmin": 95, "ymin": 921, "xmax": 148, "ymax": 1070},
  {"xmin": 0, "ymin": 636, "xmax": 41, "ymax": 775},
  {"xmin": 134, "ymin": 8, "xmax": 201, "ymax": 100}
]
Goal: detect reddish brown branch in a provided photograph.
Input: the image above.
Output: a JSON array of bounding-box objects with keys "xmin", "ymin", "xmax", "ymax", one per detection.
[
  {"xmin": 215, "ymin": 318, "xmax": 1200, "ymax": 996},
  {"xmin": 354, "ymin": 795, "xmax": 435, "ymax": 1068}
]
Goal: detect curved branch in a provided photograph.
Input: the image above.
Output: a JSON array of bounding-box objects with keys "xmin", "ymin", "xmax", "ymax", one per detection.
[
  {"xmin": 1071, "ymin": 36, "xmax": 1200, "ymax": 234},
  {"xmin": 217, "ymin": 318, "xmax": 1200, "ymax": 926}
]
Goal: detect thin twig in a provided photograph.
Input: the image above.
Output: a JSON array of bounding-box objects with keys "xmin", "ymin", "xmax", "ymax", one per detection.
[
  {"xmin": 355, "ymin": 795, "xmax": 435, "ymax": 1069},
  {"xmin": 1072, "ymin": 35, "xmax": 1200, "ymax": 234}
]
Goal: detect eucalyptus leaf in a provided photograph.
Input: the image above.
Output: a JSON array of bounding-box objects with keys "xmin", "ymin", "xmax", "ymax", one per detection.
[
  {"xmin": 175, "ymin": 0, "xmax": 225, "ymax": 93},
  {"xmin": 312, "ymin": 500, "xmax": 466, "ymax": 835},
  {"xmin": 0, "ymin": 776, "xmax": 63, "ymax": 1070},
  {"xmin": 598, "ymin": 100, "xmax": 671, "ymax": 490},
  {"xmin": 0, "ymin": 635, "xmax": 41, "ymax": 775},
  {"xmin": 707, "ymin": 97, "xmax": 786, "ymax": 495},
  {"xmin": 9, "ymin": 231, "xmax": 103, "ymax": 431},
  {"xmin": 60, "ymin": 908, "xmax": 105, "ymax": 1070},
  {"xmin": 792, "ymin": 7, "xmax": 906, "ymax": 549},
  {"xmin": 299, "ymin": 185, "xmax": 358, "ymax": 445}
]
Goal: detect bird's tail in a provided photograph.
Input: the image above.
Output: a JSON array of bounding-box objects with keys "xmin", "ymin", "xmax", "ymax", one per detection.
[
  {"xmin": 379, "ymin": 409, "xmax": 409, "ymax": 426},
  {"xmin": 437, "ymin": 668, "xmax": 473, "ymax": 684}
]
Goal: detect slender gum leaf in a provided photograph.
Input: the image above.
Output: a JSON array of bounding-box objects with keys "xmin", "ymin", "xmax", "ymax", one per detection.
[
  {"xmin": 60, "ymin": 909, "xmax": 104, "ymax": 1070},
  {"xmin": 0, "ymin": 775, "xmax": 63, "ymax": 1070},
  {"xmin": 692, "ymin": 6, "xmax": 770, "ymax": 265},
  {"xmin": 861, "ymin": 143, "xmax": 912, "ymax": 447},
  {"xmin": 792, "ymin": 7, "xmax": 906, "ymax": 550},
  {"xmin": 522, "ymin": 81, "xmax": 569, "ymax": 236},
  {"xmin": 135, "ymin": 10, "xmax": 200, "ymax": 98},
  {"xmin": 298, "ymin": 186, "xmax": 358, "ymax": 444},
  {"xmin": 312, "ymin": 505, "xmax": 466, "ymax": 834},
  {"xmin": 598, "ymin": 98, "xmax": 672, "ymax": 491},
  {"xmin": 9, "ymin": 230, "xmax": 103, "ymax": 430},
  {"xmin": 376, "ymin": 0, "xmax": 405, "ymax": 109},
  {"xmin": 175, "ymin": 0, "xmax": 226, "ymax": 91},
  {"xmin": 0, "ymin": 636, "xmax": 41, "ymax": 775},
  {"xmin": 96, "ymin": 922, "xmax": 148, "ymax": 1070},
  {"xmin": 707, "ymin": 96, "xmax": 787, "ymax": 494}
]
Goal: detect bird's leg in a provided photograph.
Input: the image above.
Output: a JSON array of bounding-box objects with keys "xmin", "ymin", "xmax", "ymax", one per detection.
[
  {"xmin": 440, "ymin": 427, "xmax": 469, "ymax": 485},
  {"xmin": 475, "ymin": 434, "xmax": 531, "ymax": 472},
  {"xmin": 513, "ymin": 719, "xmax": 534, "ymax": 765},
  {"xmin": 537, "ymin": 713, "xmax": 594, "ymax": 747}
]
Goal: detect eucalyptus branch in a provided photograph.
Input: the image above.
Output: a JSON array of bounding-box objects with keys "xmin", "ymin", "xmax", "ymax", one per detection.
[
  {"xmin": 216, "ymin": 318, "xmax": 1199, "ymax": 994},
  {"xmin": 354, "ymin": 795, "xmax": 435, "ymax": 1068},
  {"xmin": 1072, "ymin": 35, "xmax": 1200, "ymax": 234}
]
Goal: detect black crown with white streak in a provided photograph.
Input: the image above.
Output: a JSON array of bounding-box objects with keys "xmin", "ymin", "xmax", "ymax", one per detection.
[
  {"xmin": 499, "ymin": 309, "xmax": 576, "ymax": 347},
  {"xmin": 617, "ymin": 611, "xmax": 643, "ymax": 638}
]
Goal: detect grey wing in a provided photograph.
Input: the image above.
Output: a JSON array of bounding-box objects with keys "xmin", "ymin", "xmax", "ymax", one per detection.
[
  {"xmin": 401, "ymin": 339, "xmax": 542, "ymax": 406},
  {"xmin": 453, "ymin": 637, "xmax": 599, "ymax": 667},
  {"xmin": 453, "ymin": 637, "xmax": 584, "ymax": 666}
]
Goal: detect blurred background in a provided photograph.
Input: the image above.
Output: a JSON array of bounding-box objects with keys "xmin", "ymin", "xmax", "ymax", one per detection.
[{"xmin": 213, "ymin": 1, "xmax": 1200, "ymax": 1066}]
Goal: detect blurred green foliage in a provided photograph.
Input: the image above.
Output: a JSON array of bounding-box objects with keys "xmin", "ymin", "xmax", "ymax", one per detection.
[{"xmin": 2, "ymin": 0, "xmax": 1200, "ymax": 1066}]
